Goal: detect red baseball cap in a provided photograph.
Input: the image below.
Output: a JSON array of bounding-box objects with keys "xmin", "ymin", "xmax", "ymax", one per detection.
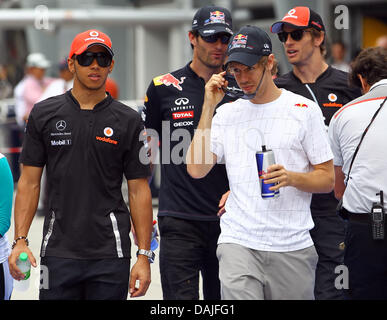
[
  {"xmin": 271, "ymin": 7, "xmax": 325, "ymax": 33},
  {"xmin": 68, "ymin": 29, "xmax": 114, "ymax": 58}
]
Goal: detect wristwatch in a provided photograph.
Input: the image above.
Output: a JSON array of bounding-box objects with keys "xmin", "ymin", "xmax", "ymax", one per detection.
[{"xmin": 136, "ymin": 249, "xmax": 155, "ymax": 263}]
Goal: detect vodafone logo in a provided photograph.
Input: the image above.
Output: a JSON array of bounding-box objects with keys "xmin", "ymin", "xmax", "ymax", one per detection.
[
  {"xmin": 104, "ymin": 127, "xmax": 114, "ymax": 137},
  {"xmin": 328, "ymin": 93, "xmax": 338, "ymax": 102},
  {"xmin": 323, "ymin": 93, "xmax": 342, "ymax": 108},
  {"xmin": 85, "ymin": 30, "xmax": 105, "ymax": 43},
  {"xmin": 172, "ymin": 111, "xmax": 194, "ymax": 119}
]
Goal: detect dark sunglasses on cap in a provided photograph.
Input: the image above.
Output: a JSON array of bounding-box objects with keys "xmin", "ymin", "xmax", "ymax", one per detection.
[
  {"xmin": 277, "ymin": 29, "xmax": 312, "ymax": 43},
  {"xmin": 75, "ymin": 51, "xmax": 112, "ymax": 67},
  {"xmin": 201, "ymin": 33, "xmax": 231, "ymax": 45}
]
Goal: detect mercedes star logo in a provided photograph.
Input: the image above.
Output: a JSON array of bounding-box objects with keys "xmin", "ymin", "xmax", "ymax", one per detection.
[{"xmin": 56, "ymin": 120, "xmax": 66, "ymax": 131}]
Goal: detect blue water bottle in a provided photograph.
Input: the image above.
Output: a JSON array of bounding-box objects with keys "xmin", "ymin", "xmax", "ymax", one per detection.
[{"xmin": 151, "ymin": 220, "xmax": 159, "ymax": 251}]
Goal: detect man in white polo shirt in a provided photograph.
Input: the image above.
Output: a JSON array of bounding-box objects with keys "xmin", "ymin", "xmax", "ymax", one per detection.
[
  {"xmin": 328, "ymin": 47, "xmax": 387, "ymax": 300},
  {"xmin": 186, "ymin": 25, "xmax": 334, "ymax": 300}
]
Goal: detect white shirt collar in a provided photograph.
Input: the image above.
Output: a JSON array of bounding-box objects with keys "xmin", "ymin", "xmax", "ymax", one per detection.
[{"xmin": 369, "ymin": 79, "xmax": 387, "ymax": 91}]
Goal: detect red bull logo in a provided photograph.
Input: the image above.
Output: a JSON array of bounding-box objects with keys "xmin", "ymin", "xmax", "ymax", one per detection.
[
  {"xmin": 234, "ymin": 34, "xmax": 247, "ymax": 41},
  {"xmin": 153, "ymin": 73, "xmax": 186, "ymax": 91},
  {"xmin": 230, "ymin": 34, "xmax": 247, "ymax": 49},
  {"xmin": 233, "ymin": 34, "xmax": 247, "ymax": 44},
  {"xmin": 204, "ymin": 11, "xmax": 226, "ymax": 25},
  {"xmin": 294, "ymin": 103, "xmax": 308, "ymax": 108},
  {"xmin": 258, "ymin": 169, "xmax": 267, "ymax": 178},
  {"xmin": 210, "ymin": 11, "xmax": 225, "ymax": 20}
]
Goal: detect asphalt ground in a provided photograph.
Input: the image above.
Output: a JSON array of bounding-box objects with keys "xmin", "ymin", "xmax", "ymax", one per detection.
[{"xmin": 8, "ymin": 196, "xmax": 166, "ymax": 300}]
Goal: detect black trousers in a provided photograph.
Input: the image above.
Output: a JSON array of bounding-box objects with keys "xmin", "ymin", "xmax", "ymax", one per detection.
[
  {"xmin": 158, "ymin": 216, "xmax": 221, "ymax": 300},
  {"xmin": 344, "ymin": 217, "xmax": 387, "ymax": 300},
  {"xmin": 310, "ymin": 215, "xmax": 346, "ymax": 300},
  {"xmin": 39, "ymin": 256, "xmax": 130, "ymax": 300}
]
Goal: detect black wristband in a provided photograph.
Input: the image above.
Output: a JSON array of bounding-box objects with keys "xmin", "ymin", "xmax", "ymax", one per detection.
[{"xmin": 11, "ymin": 236, "xmax": 29, "ymax": 249}]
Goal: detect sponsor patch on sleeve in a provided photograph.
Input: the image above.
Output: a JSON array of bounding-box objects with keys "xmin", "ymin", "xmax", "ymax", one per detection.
[
  {"xmin": 153, "ymin": 73, "xmax": 185, "ymax": 91},
  {"xmin": 294, "ymin": 103, "xmax": 308, "ymax": 108}
]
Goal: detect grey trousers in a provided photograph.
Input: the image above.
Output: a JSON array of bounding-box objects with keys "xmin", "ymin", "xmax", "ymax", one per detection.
[{"xmin": 217, "ymin": 243, "xmax": 318, "ymax": 300}]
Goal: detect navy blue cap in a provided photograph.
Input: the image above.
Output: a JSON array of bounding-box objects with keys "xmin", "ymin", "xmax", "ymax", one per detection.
[
  {"xmin": 191, "ymin": 6, "xmax": 233, "ymax": 36},
  {"xmin": 226, "ymin": 25, "xmax": 272, "ymax": 67}
]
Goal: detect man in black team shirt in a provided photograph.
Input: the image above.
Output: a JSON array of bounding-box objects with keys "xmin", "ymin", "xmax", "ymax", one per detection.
[
  {"xmin": 9, "ymin": 30, "xmax": 153, "ymax": 300},
  {"xmin": 271, "ymin": 7, "xmax": 361, "ymax": 299},
  {"xmin": 144, "ymin": 6, "xmax": 235, "ymax": 300}
]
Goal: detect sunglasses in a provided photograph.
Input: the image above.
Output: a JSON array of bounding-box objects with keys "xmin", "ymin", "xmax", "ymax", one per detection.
[
  {"xmin": 277, "ymin": 30, "xmax": 312, "ymax": 43},
  {"xmin": 221, "ymin": 67, "xmax": 267, "ymax": 100},
  {"xmin": 201, "ymin": 34, "xmax": 231, "ymax": 45},
  {"xmin": 221, "ymin": 74, "xmax": 256, "ymax": 99},
  {"xmin": 75, "ymin": 51, "xmax": 112, "ymax": 67}
]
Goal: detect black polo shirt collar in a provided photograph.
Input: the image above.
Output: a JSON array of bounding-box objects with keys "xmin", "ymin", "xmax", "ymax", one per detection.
[
  {"xmin": 290, "ymin": 65, "xmax": 333, "ymax": 84},
  {"xmin": 65, "ymin": 90, "xmax": 113, "ymax": 112},
  {"xmin": 184, "ymin": 61, "xmax": 206, "ymax": 83}
]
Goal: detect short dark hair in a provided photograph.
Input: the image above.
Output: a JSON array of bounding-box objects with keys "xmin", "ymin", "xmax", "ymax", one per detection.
[
  {"xmin": 190, "ymin": 30, "xmax": 199, "ymax": 50},
  {"xmin": 350, "ymin": 47, "xmax": 387, "ymax": 87}
]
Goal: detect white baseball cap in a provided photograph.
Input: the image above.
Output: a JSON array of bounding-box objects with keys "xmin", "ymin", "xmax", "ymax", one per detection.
[{"xmin": 26, "ymin": 53, "xmax": 51, "ymax": 69}]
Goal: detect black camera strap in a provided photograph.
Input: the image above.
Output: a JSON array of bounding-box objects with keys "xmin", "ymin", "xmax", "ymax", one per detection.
[{"xmin": 345, "ymin": 96, "xmax": 387, "ymax": 185}]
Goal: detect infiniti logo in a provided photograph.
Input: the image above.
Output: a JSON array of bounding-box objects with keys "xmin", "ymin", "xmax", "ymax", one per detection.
[
  {"xmin": 56, "ymin": 120, "xmax": 66, "ymax": 131},
  {"xmin": 175, "ymin": 97, "xmax": 189, "ymax": 106}
]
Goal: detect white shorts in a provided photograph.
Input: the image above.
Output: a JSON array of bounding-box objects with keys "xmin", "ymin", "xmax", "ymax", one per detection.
[{"xmin": 1, "ymin": 260, "xmax": 14, "ymax": 300}]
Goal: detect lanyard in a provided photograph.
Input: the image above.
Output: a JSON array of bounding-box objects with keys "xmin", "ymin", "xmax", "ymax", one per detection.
[
  {"xmin": 304, "ymin": 84, "xmax": 319, "ymax": 105},
  {"xmin": 345, "ymin": 96, "xmax": 387, "ymax": 185}
]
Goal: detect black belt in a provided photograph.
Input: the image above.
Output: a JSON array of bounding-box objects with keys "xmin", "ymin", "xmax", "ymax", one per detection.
[{"xmin": 342, "ymin": 207, "xmax": 370, "ymax": 224}]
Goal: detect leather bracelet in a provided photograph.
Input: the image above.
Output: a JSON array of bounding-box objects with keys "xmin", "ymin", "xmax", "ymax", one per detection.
[{"xmin": 12, "ymin": 236, "xmax": 29, "ymax": 249}]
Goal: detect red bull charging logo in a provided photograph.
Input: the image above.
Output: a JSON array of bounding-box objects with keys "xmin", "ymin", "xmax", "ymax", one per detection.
[
  {"xmin": 294, "ymin": 103, "xmax": 308, "ymax": 108},
  {"xmin": 210, "ymin": 11, "xmax": 225, "ymax": 21},
  {"xmin": 230, "ymin": 34, "xmax": 247, "ymax": 49},
  {"xmin": 258, "ymin": 169, "xmax": 267, "ymax": 178},
  {"xmin": 204, "ymin": 11, "xmax": 226, "ymax": 25},
  {"xmin": 153, "ymin": 73, "xmax": 186, "ymax": 91},
  {"xmin": 233, "ymin": 34, "xmax": 247, "ymax": 43}
]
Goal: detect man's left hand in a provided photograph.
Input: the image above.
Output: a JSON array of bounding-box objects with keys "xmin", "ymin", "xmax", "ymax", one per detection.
[
  {"xmin": 129, "ymin": 257, "xmax": 151, "ymax": 298},
  {"xmin": 263, "ymin": 164, "xmax": 292, "ymax": 191}
]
